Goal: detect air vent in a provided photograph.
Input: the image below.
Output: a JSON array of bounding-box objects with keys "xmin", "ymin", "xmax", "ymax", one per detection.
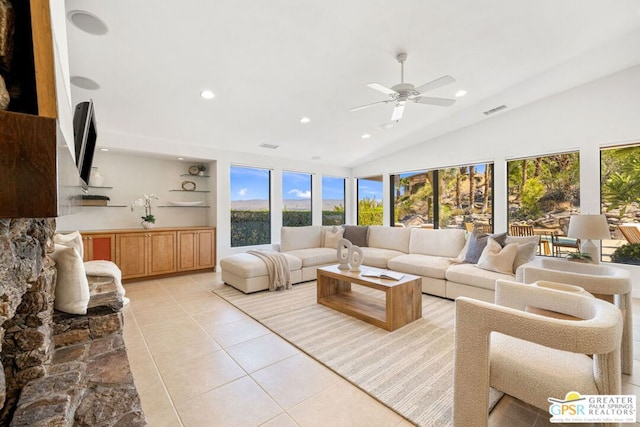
[
  {"xmin": 258, "ymin": 143, "xmax": 279, "ymax": 150},
  {"xmin": 483, "ymin": 105, "xmax": 507, "ymax": 116}
]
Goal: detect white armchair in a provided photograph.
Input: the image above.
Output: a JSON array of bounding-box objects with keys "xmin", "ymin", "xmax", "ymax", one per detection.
[
  {"xmin": 516, "ymin": 256, "xmax": 633, "ymax": 374},
  {"xmin": 453, "ymin": 280, "xmax": 623, "ymax": 427}
]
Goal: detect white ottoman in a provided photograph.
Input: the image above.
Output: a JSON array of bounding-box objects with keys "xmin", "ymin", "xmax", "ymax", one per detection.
[{"xmin": 220, "ymin": 252, "xmax": 303, "ymax": 293}]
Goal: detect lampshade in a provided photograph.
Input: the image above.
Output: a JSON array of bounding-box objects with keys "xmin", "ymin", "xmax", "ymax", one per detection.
[{"xmin": 567, "ymin": 214, "xmax": 610, "ymax": 240}]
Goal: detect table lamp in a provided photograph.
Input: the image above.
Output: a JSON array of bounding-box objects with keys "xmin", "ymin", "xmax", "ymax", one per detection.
[{"xmin": 567, "ymin": 214, "xmax": 610, "ymax": 264}]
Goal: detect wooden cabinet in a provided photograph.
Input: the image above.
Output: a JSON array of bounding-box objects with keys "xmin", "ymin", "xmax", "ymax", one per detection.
[
  {"xmin": 116, "ymin": 230, "xmax": 177, "ymax": 280},
  {"xmin": 81, "ymin": 233, "xmax": 116, "ymax": 262},
  {"xmin": 177, "ymin": 228, "xmax": 216, "ymax": 271},
  {"xmin": 82, "ymin": 227, "xmax": 215, "ymax": 280}
]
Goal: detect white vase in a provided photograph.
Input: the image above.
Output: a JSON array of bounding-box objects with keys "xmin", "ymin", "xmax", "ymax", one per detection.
[
  {"xmin": 349, "ymin": 245, "xmax": 363, "ymax": 272},
  {"xmin": 141, "ymin": 221, "xmax": 154, "ymax": 229},
  {"xmin": 89, "ymin": 167, "xmax": 105, "ymax": 187},
  {"xmin": 337, "ymin": 238, "xmax": 352, "ymax": 270}
]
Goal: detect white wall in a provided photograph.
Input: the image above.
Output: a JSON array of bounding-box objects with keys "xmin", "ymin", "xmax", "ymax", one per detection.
[{"xmin": 353, "ymin": 65, "xmax": 640, "ymax": 296}]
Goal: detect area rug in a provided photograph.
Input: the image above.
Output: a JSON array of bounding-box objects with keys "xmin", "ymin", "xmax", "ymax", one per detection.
[{"xmin": 213, "ymin": 282, "xmax": 500, "ymax": 426}]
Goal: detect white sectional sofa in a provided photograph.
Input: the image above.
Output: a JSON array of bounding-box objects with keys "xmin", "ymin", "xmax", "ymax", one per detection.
[{"xmin": 221, "ymin": 225, "xmax": 536, "ymax": 301}]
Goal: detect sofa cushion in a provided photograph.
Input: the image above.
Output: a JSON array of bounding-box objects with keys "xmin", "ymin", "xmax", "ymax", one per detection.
[
  {"xmin": 280, "ymin": 226, "xmax": 322, "ymax": 252},
  {"xmin": 360, "ymin": 247, "xmax": 404, "ymax": 268},
  {"xmin": 367, "ymin": 226, "xmax": 411, "ymax": 253},
  {"xmin": 323, "ymin": 227, "xmax": 344, "ymax": 248},
  {"xmin": 477, "ymin": 239, "xmax": 518, "ymax": 274},
  {"xmin": 285, "ymin": 247, "xmax": 337, "ymax": 267},
  {"xmin": 463, "ymin": 231, "xmax": 507, "ymax": 264},
  {"xmin": 445, "ymin": 263, "xmax": 514, "ymax": 291},
  {"xmin": 343, "ymin": 225, "xmax": 368, "ymax": 247},
  {"xmin": 51, "ymin": 244, "xmax": 90, "ymax": 315},
  {"xmin": 221, "ymin": 252, "xmax": 302, "ymax": 278},
  {"xmin": 387, "ymin": 254, "xmax": 452, "ymax": 279},
  {"xmin": 409, "ymin": 228, "xmax": 466, "ymax": 258}
]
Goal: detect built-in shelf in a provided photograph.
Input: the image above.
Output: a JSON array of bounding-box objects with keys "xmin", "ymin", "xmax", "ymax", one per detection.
[
  {"xmin": 158, "ymin": 205, "xmax": 210, "ymax": 208},
  {"xmin": 180, "ymin": 174, "xmax": 210, "ymax": 178},
  {"xmin": 169, "ymin": 189, "xmax": 210, "ymax": 193},
  {"xmin": 82, "ymin": 205, "xmax": 127, "ymax": 208},
  {"xmin": 88, "ymin": 186, "xmax": 113, "ymax": 189}
]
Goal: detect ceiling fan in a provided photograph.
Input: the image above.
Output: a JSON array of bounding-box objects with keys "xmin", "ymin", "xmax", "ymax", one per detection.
[{"xmin": 351, "ymin": 53, "xmax": 456, "ymax": 122}]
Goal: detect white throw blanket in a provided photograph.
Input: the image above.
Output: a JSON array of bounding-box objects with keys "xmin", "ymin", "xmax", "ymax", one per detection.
[
  {"xmin": 84, "ymin": 260, "xmax": 130, "ymax": 305},
  {"xmin": 247, "ymin": 250, "xmax": 291, "ymax": 291}
]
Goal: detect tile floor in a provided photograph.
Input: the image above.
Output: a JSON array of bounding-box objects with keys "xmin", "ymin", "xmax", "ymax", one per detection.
[{"xmin": 122, "ymin": 272, "xmax": 640, "ymax": 426}]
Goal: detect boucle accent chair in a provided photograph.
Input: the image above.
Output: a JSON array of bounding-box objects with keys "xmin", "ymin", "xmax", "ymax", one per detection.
[
  {"xmin": 453, "ymin": 280, "xmax": 623, "ymax": 427},
  {"xmin": 516, "ymin": 257, "xmax": 633, "ymax": 374}
]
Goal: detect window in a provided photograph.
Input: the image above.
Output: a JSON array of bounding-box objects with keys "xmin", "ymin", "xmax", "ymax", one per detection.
[
  {"xmin": 391, "ymin": 170, "xmax": 434, "ymax": 228},
  {"xmin": 601, "ymin": 144, "xmax": 640, "ymax": 262},
  {"xmin": 282, "ymin": 171, "xmax": 312, "ymax": 226},
  {"xmin": 390, "ymin": 163, "xmax": 492, "ymax": 230},
  {"xmin": 440, "ymin": 164, "xmax": 493, "ymax": 231},
  {"xmin": 230, "ymin": 166, "xmax": 271, "ymax": 247},
  {"xmin": 507, "ymin": 152, "xmax": 580, "ymax": 252},
  {"xmin": 322, "ymin": 176, "xmax": 345, "ymax": 225},
  {"xmin": 357, "ymin": 176, "xmax": 383, "ymax": 225}
]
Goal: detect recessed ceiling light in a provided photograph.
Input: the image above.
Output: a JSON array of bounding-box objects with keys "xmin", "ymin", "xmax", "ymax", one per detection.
[
  {"xmin": 100, "ymin": 148, "xmax": 109, "ymax": 152},
  {"xmin": 67, "ymin": 10, "xmax": 109, "ymax": 35},
  {"xmin": 177, "ymin": 157, "xmax": 184, "ymax": 160},
  {"xmin": 70, "ymin": 76, "xmax": 100, "ymax": 90},
  {"xmin": 455, "ymin": 89, "xmax": 468, "ymax": 97},
  {"xmin": 361, "ymin": 134, "xmax": 371, "ymax": 139},
  {"xmin": 200, "ymin": 90, "xmax": 215, "ymax": 99},
  {"xmin": 300, "ymin": 116, "xmax": 311, "ymax": 124}
]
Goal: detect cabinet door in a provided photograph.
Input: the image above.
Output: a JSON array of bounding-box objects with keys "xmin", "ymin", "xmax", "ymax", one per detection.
[
  {"xmin": 148, "ymin": 231, "xmax": 177, "ymax": 276},
  {"xmin": 82, "ymin": 233, "xmax": 115, "ymax": 262},
  {"xmin": 177, "ymin": 231, "xmax": 197, "ymax": 271},
  {"xmin": 196, "ymin": 229, "xmax": 215, "ymax": 269},
  {"xmin": 116, "ymin": 233, "xmax": 148, "ymax": 279}
]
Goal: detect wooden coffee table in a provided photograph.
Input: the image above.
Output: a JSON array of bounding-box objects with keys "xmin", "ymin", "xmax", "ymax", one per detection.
[{"xmin": 316, "ymin": 265, "xmax": 422, "ymax": 331}]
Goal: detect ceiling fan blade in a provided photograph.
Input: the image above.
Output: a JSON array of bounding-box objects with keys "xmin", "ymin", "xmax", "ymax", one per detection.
[
  {"xmin": 391, "ymin": 102, "xmax": 405, "ymax": 121},
  {"xmin": 415, "ymin": 75, "xmax": 456, "ymax": 95},
  {"xmin": 414, "ymin": 96, "xmax": 456, "ymax": 107},
  {"xmin": 350, "ymin": 100, "xmax": 390, "ymax": 112},
  {"xmin": 366, "ymin": 83, "xmax": 398, "ymax": 95}
]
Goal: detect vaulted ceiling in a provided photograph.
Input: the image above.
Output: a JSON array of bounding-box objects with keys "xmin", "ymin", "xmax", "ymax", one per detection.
[{"xmin": 64, "ymin": 0, "xmax": 640, "ymax": 167}]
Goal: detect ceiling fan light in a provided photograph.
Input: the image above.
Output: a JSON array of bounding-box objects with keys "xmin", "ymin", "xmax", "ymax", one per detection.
[{"xmin": 455, "ymin": 89, "xmax": 467, "ymax": 97}]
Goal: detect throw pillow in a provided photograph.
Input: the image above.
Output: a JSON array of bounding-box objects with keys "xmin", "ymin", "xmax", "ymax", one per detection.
[
  {"xmin": 343, "ymin": 225, "xmax": 368, "ymax": 247},
  {"xmin": 50, "ymin": 244, "xmax": 90, "ymax": 315},
  {"xmin": 53, "ymin": 231, "xmax": 84, "ymax": 260},
  {"xmin": 323, "ymin": 227, "xmax": 344, "ymax": 248},
  {"xmin": 511, "ymin": 241, "xmax": 538, "ymax": 272},
  {"xmin": 476, "ymin": 238, "xmax": 518, "ymax": 275},
  {"xmin": 463, "ymin": 231, "xmax": 507, "ymax": 263}
]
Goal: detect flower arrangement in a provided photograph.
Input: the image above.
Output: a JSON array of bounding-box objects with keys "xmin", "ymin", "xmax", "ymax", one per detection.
[{"xmin": 131, "ymin": 194, "xmax": 158, "ymax": 224}]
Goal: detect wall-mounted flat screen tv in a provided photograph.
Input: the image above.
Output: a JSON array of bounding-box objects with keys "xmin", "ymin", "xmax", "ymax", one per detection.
[{"xmin": 72, "ymin": 100, "xmax": 98, "ymax": 190}]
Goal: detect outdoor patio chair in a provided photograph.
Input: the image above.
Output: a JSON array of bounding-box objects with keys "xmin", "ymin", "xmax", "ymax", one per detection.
[
  {"xmin": 618, "ymin": 224, "xmax": 640, "ymax": 243},
  {"xmin": 551, "ymin": 232, "xmax": 580, "ymax": 257}
]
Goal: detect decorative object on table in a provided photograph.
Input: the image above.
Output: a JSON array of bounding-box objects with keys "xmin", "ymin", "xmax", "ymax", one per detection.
[
  {"xmin": 610, "ymin": 243, "xmax": 640, "ymax": 266},
  {"xmin": 349, "ymin": 245, "xmax": 363, "ymax": 272},
  {"xmin": 566, "ymin": 252, "xmax": 592, "ymax": 263},
  {"xmin": 181, "ymin": 180, "xmax": 196, "ymax": 191},
  {"xmin": 336, "ymin": 238, "xmax": 352, "ymax": 270},
  {"xmin": 566, "ymin": 214, "xmax": 610, "ymax": 264},
  {"xmin": 131, "ymin": 193, "xmax": 158, "ymax": 228},
  {"xmin": 89, "ymin": 166, "xmax": 105, "ymax": 187},
  {"xmin": 81, "ymin": 195, "xmax": 110, "ymax": 206}
]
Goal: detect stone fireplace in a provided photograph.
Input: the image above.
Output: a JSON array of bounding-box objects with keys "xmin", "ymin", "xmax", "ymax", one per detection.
[{"xmin": 0, "ymin": 219, "xmax": 145, "ymax": 426}]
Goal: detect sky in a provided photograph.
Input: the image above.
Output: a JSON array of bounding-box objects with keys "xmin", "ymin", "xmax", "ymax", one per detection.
[{"xmin": 230, "ymin": 166, "xmax": 345, "ymax": 201}]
